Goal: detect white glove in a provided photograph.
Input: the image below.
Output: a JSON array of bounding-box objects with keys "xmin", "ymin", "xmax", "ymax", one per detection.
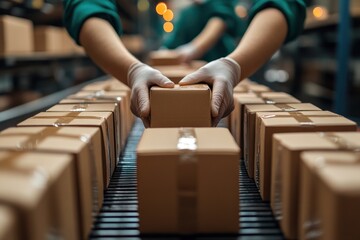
[
  {"xmin": 175, "ymin": 43, "xmax": 199, "ymax": 64},
  {"xmin": 179, "ymin": 57, "xmax": 241, "ymax": 126},
  {"xmin": 128, "ymin": 62, "xmax": 175, "ymax": 127}
]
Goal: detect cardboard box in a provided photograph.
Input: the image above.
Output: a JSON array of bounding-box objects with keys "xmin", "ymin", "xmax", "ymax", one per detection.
[
  {"xmin": 299, "ymin": 151, "xmax": 360, "ymax": 240},
  {"xmin": 233, "ymin": 83, "xmax": 271, "ymax": 94},
  {"xmin": 34, "ymin": 26, "xmax": 64, "ymax": 52},
  {"xmin": 230, "ymin": 92, "xmax": 300, "ymax": 158},
  {"xmin": 244, "ymin": 103, "xmax": 321, "ymax": 179},
  {"xmin": 0, "ymin": 15, "xmax": 33, "ymax": 55},
  {"xmin": 0, "ymin": 205, "xmax": 19, "ymax": 240},
  {"xmin": 18, "ymin": 111, "xmax": 113, "ymax": 186},
  {"xmin": 0, "ymin": 127, "xmax": 102, "ymax": 238},
  {"xmin": 63, "ymin": 89, "xmax": 132, "ymax": 140},
  {"xmin": 254, "ymin": 111, "xmax": 357, "ymax": 201},
  {"xmin": 0, "ymin": 151, "xmax": 79, "ymax": 240},
  {"xmin": 156, "ymin": 66, "xmax": 196, "ymax": 84},
  {"xmin": 150, "ymin": 84, "xmax": 211, "ymax": 127},
  {"xmin": 47, "ymin": 103, "xmax": 121, "ymax": 168},
  {"xmin": 148, "ymin": 50, "xmax": 181, "ymax": 66},
  {"xmin": 137, "ymin": 128, "xmax": 239, "ymax": 233},
  {"xmin": 271, "ymin": 132, "xmax": 360, "ymax": 239}
]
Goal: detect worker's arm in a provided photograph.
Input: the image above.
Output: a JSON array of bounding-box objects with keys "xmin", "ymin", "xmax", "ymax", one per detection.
[
  {"xmin": 176, "ymin": 17, "xmax": 227, "ymax": 63},
  {"xmin": 228, "ymin": 8, "xmax": 287, "ymax": 79}
]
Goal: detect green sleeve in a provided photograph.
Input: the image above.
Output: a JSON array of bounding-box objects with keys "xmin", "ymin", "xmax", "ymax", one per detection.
[
  {"xmin": 63, "ymin": 0, "xmax": 122, "ymax": 45},
  {"xmin": 248, "ymin": 0, "xmax": 306, "ymax": 43}
]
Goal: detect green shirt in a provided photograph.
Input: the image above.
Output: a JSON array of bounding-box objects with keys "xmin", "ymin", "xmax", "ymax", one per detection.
[{"xmin": 63, "ymin": 0, "xmax": 306, "ymax": 57}]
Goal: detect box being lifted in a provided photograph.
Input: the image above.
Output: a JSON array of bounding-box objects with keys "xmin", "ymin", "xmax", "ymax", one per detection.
[
  {"xmin": 137, "ymin": 128, "xmax": 240, "ymax": 234},
  {"xmin": 150, "ymin": 84, "xmax": 211, "ymax": 127},
  {"xmin": 271, "ymin": 132, "xmax": 360, "ymax": 239},
  {"xmin": 299, "ymin": 151, "xmax": 360, "ymax": 240},
  {"xmin": 0, "ymin": 151, "xmax": 78, "ymax": 240}
]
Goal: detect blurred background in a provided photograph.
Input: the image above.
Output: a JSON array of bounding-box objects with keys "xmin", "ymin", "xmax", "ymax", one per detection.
[{"xmin": 0, "ymin": 0, "xmax": 359, "ymax": 127}]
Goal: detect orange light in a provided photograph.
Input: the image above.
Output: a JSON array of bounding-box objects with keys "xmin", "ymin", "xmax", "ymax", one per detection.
[
  {"xmin": 235, "ymin": 5, "xmax": 247, "ymax": 18},
  {"xmin": 156, "ymin": 2, "xmax": 167, "ymax": 15},
  {"xmin": 313, "ymin": 6, "xmax": 325, "ymax": 19},
  {"xmin": 163, "ymin": 9, "xmax": 174, "ymax": 21},
  {"xmin": 163, "ymin": 22, "xmax": 174, "ymax": 33}
]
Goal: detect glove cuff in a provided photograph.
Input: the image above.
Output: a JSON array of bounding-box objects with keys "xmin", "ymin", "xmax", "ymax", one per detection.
[
  {"xmin": 127, "ymin": 61, "xmax": 144, "ymax": 87},
  {"xmin": 222, "ymin": 57, "xmax": 241, "ymax": 85}
]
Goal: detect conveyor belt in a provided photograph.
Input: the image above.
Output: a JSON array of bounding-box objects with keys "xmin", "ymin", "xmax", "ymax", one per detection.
[{"xmin": 90, "ymin": 119, "xmax": 285, "ymax": 239}]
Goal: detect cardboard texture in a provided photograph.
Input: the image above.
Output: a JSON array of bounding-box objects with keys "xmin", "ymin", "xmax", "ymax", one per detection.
[
  {"xmin": 0, "ymin": 127, "xmax": 102, "ymax": 239},
  {"xmin": 137, "ymin": 128, "xmax": 239, "ymax": 233},
  {"xmin": 156, "ymin": 67, "xmax": 196, "ymax": 84},
  {"xmin": 150, "ymin": 84, "xmax": 211, "ymax": 127},
  {"xmin": 0, "ymin": 15, "xmax": 33, "ymax": 54},
  {"xmin": 148, "ymin": 50, "xmax": 181, "ymax": 66},
  {"xmin": 34, "ymin": 26, "xmax": 64, "ymax": 52},
  {"xmin": 63, "ymin": 89, "xmax": 132, "ymax": 142},
  {"xmin": 299, "ymin": 151, "xmax": 360, "ymax": 240},
  {"xmin": 233, "ymin": 83, "xmax": 271, "ymax": 93},
  {"xmin": 271, "ymin": 132, "xmax": 360, "ymax": 239},
  {"xmin": 244, "ymin": 103, "xmax": 321, "ymax": 179},
  {"xmin": 254, "ymin": 111, "xmax": 357, "ymax": 201},
  {"xmin": 0, "ymin": 151, "xmax": 79, "ymax": 240},
  {"xmin": 47, "ymin": 103, "xmax": 122, "ymax": 167},
  {"xmin": 0, "ymin": 205, "xmax": 19, "ymax": 240},
  {"xmin": 18, "ymin": 111, "xmax": 113, "ymax": 187},
  {"xmin": 230, "ymin": 93, "xmax": 300, "ymax": 159}
]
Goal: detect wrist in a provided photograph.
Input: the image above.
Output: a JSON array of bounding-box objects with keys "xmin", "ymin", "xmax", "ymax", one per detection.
[
  {"xmin": 222, "ymin": 57, "xmax": 241, "ymax": 85},
  {"xmin": 127, "ymin": 61, "xmax": 144, "ymax": 86}
]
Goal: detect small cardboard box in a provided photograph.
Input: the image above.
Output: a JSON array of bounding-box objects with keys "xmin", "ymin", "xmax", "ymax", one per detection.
[
  {"xmin": 0, "ymin": 205, "xmax": 19, "ymax": 240},
  {"xmin": 18, "ymin": 111, "xmax": 114, "ymax": 186},
  {"xmin": 148, "ymin": 50, "xmax": 181, "ymax": 66},
  {"xmin": 0, "ymin": 15, "xmax": 33, "ymax": 55},
  {"xmin": 231, "ymin": 92, "xmax": 300, "ymax": 158},
  {"xmin": 233, "ymin": 83, "xmax": 271, "ymax": 94},
  {"xmin": 299, "ymin": 151, "xmax": 360, "ymax": 240},
  {"xmin": 0, "ymin": 151, "xmax": 78, "ymax": 240},
  {"xmin": 34, "ymin": 26, "xmax": 64, "ymax": 52},
  {"xmin": 0, "ymin": 127, "xmax": 102, "ymax": 238},
  {"xmin": 254, "ymin": 111, "xmax": 357, "ymax": 201},
  {"xmin": 150, "ymin": 84, "xmax": 211, "ymax": 127},
  {"xmin": 47, "ymin": 103, "xmax": 121, "ymax": 166},
  {"xmin": 156, "ymin": 66, "xmax": 196, "ymax": 84},
  {"xmin": 244, "ymin": 103, "xmax": 321, "ymax": 179},
  {"xmin": 63, "ymin": 89, "xmax": 132, "ymax": 141},
  {"xmin": 271, "ymin": 132, "xmax": 360, "ymax": 239},
  {"xmin": 137, "ymin": 128, "xmax": 239, "ymax": 233}
]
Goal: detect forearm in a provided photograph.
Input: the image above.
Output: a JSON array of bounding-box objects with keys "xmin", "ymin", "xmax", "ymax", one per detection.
[
  {"xmin": 191, "ymin": 17, "xmax": 226, "ymax": 57},
  {"xmin": 228, "ymin": 8, "xmax": 287, "ymax": 79},
  {"xmin": 79, "ymin": 18, "xmax": 139, "ymax": 85}
]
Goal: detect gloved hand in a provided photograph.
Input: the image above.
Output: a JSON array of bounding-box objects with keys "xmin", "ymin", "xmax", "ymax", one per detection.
[
  {"xmin": 179, "ymin": 57, "xmax": 241, "ymax": 126},
  {"xmin": 127, "ymin": 62, "xmax": 175, "ymax": 127},
  {"xmin": 175, "ymin": 43, "xmax": 199, "ymax": 64}
]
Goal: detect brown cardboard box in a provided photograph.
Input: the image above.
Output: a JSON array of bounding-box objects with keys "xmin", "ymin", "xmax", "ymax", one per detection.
[
  {"xmin": 299, "ymin": 151, "xmax": 360, "ymax": 240},
  {"xmin": 156, "ymin": 66, "xmax": 195, "ymax": 84},
  {"xmin": 271, "ymin": 132, "xmax": 360, "ymax": 239},
  {"xmin": 137, "ymin": 128, "xmax": 239, "ymax": 233},
  {"xmin": 148, "ymin": 50, "xmax": 181, "ymax": 66},
  {"xmin": 233, "ymin": 83, "xmax": 271, "ymax": 94},
  {"xmin": 18, "ymin": 111, "xmax": 113, "ymax": 187},
  {"xmin": 0, "ymin": 15, "xmax": 33, "ymax": 55},
  {"xmin": 47, "ymin": 103, "xmax": 121, "ymax": 169},
  {"xmin": 0, "ymin": 151, "xmax": 78, "ymax": 240},
  {"xmin": 254, "ymin": 111, "xmax": 357, "ymax": 201},
  {"xmin": 0, "ymin": 127, "xmax": 102, "ymax": 238},
  {"xmin": 64, "ymin": 89, "xmax": 133, "ymax": 140},
  {"xmin": 244, "ymin": 103, "xmax": 321, "ymax": 179},
  {"xmin": 230, "ymin": 92, "xmax": 300, "ymax": 158},
  {"xmin": 150, "ymin": 84, "xmax": 211, "ymax": 127},
  {"xmin": 34, "ymin": 26, "xmax": 64, "ymax": 52},
  {"xmin": 0, "ymin": 205, "xmax": 19, "ymax": 240}
]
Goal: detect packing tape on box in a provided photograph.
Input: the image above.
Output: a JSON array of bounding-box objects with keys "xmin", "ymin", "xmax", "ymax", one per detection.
[
  {"xmin": 177, "ymin": 128, "xmax": 198, "ymax": 233},
  {"xmin": 319, "ymin": 132, "xmax": 360, "ymax": 152},
  {"xmin": 274, "ymin": 104, "xmax": 298, "ymax": 112},
  {"xmin": 0, "ymin": 127, "xmax": 100, "ymax": 215},
  {"xmin": 303, "ymin": 150, "xmax": 360, "ymax": 239},
  {"xmin": 69, "ymin": 91, "xmax": 122, "ymax": 102},
  {"xmin": 32, "ymin": 111, "xmax": 113, "ymax": 178},
  {"xmin": 254, "ymin": 113, "xmax": 341, "ymax": 190}
]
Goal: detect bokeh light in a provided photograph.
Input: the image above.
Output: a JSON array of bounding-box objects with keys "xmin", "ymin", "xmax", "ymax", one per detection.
[
  {"xmin": 156, "ymin": 2, "xmax": 167, "ymax": 15},
  {"xmin": 163, "ymin": 22, "xmax": 174, "ymax": 33},
  {"xmin": 313, "ymin": 6, "xmax": 328, "ymax": 19},
  {"xmin": 235, "ymin": 5, "xmax": 247, "ymax": 19},
  {"xmin": 163, "ymin": 9, "xmax": 174, "ymax": 21}
]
